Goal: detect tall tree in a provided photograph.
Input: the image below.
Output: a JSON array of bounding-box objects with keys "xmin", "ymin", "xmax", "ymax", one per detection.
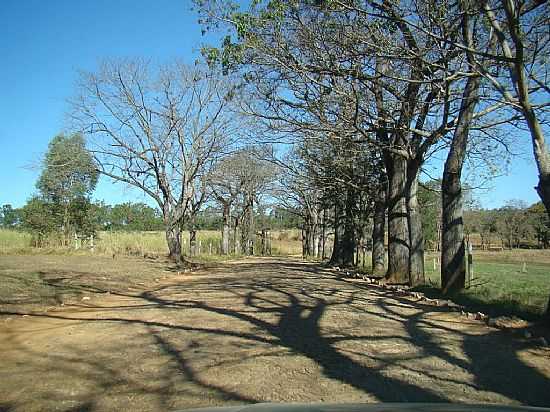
[
  {"xmin": 71, "ymin": 60, "xmax": 239, "ymax": 264},
  {"xmin": 36, "ymin": 133, "xmax": 98, "ymax": 243}
]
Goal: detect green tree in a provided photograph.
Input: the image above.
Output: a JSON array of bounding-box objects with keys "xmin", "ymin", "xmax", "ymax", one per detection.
[
  {"xmin": 418, "ymin": 181, "xmax": 441, "ymax": 251},
  {"xmin": 0, "ymin": 204, "xmax": 22, "ymax": 228},
  {"xmin": 20, "ymin": 197, "xmax": 58, "ymax": 246},
  {"xmin": 109, "ymin": 203, "xmax": 164, "ymax": 231},
  {"xmin": 36, "ymin": 133, "xmax": 98, "ymax": 242},
  {"xmin": 529, "ymin": 202, "xmax": 550, "ymax": 248}
]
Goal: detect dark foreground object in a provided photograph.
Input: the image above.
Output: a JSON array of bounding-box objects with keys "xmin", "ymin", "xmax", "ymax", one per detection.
[{"xmin": 183, "ymin": 403, "xmax": 550, "ymax": 412}]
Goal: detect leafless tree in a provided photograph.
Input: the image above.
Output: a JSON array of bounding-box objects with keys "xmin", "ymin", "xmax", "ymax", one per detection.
[
  {"xmin": 209, "ymin": 148, "xmax": 275, "ymax": 255},
  {"xmin": 70, "ymin": 59, "xmax": 239, "ymax": 264}
]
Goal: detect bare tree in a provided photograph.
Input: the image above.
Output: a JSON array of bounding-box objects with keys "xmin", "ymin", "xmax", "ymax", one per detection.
[
  {"xmin": 71, "ymin": 60, "xmax": 238, "ymax": 264},
  {"xmin": 209, "ymin": 148, "xmax": 275, "ymax": 255},
  {"xmin": 477, "ymin": 0, "xmax": 550, "ymax": 216}
]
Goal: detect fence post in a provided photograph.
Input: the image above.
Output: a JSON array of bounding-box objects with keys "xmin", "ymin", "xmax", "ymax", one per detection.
[
  {"xmin": 74, "ymin": 233, "xmax": 78, "ymax": 250},
  {"xmin": 90, "ymin": 234, "xmax": 94, "ymax": 253}
]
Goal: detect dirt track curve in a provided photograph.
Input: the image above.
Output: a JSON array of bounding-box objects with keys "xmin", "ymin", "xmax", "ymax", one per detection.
[{"xmin": 1, "ymin": 256, "xmax": 549, "ymax": 411}]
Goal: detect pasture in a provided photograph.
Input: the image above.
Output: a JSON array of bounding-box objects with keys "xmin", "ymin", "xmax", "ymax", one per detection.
[{"xmin": 0, "ymin": 228, "xmax": 303, "ymax": 258}]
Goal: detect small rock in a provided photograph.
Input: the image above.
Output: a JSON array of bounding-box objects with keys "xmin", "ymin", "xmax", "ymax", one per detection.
[
  {"xmin": 524, "ymin": 331, "xmax": 533, "ymax": 339},
  {"xmin": 477, "ymin": 312, "xmax": 488, "ymax": 321},
  {"xmin": 487, "ymin": 315, "xmax": 529, "ymax": 329},
  {"xmin": 81, "ymin": 296, "xmax": 91, "ymax": 301},
  {"xmin": 535, "ymin": 337, "xmax": 548, "ymax": 347},
  {"xmin": 487, "ymin": 317, "xmax": 497, "ymax": 327}
]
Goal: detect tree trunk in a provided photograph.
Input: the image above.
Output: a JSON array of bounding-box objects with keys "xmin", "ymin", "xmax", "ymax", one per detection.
[
  {"xmin": 321, "ymin": 208, "xmax": 327, "ymax": 259},
  {"xmin": 407, "ymin": 163, "xmax": 425, "ymax": 286},
  {"xmin": 189, "ymin": 229, "xmax": 197, "ymax": 257},
  {"xmin": 441, "ymin": 74, "xmax": 480, "ymax": 295},
  {"xmin": 536, "ymin": 173, "xmax": 550, "ymax": 221},
  {"xmin": 310, "ymin": 208, "xmax": 319, "ymax": 258},
  {"xmin": 233, "ymin": 215, "xmax": 241, "ymax": 254},
  {"xmin": 341, "ymin": 188, "xmax": 356, "ymax": 267},
  {"xmin": 248, "ymin": 197, "xmax": 255, "ymax": 255},
  {"xmin": 165, "ymin": 224, "xmax": 183, "ymax": 264},
  {"xmin": 221, "ymin": 203, "xmax": 230, "ymax": 255},
  {"xmin": 372, "ymin": 181, "xmax": 386, "ymax": 275},
  {"xmin": 302, "ymin": 213, "xmax": 311, "ymax": 258},
  {"xmin": 384, "ymin": 153, "xmax": 410, "ymax": 283},
  {"xmin": 330, "ymin": 201, "xmax": 345, "ymax": 266}
]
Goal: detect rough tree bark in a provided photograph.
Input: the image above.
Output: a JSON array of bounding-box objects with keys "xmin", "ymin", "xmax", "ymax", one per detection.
[
  {"xmin": 372, "ymin": 180, "xmax": 386, "ymax": 275},
  {"xmin": 221, "ymin": 203, "xmax": 231, "ymax": 255},
  {"xmin": 321, "ymin": 208, "xmax": 327, "ymax": 259},
  {"xmin": 384, "ymin": 153, "xmax": 410, "ymax": 283},
  {"xmin": 407, "ymin": 162, "xmax": 425, "ymax": 286},
  {"xmin": 165, "ymin": 223, "xmax": 183, "ymax": 264},
  {"xmin": 310, "ymin": 208, "xmax": 320, "ymax": 258},
  {"xmin": 330, "ymin": 200, "xmax": 345, "ymax": 266},
  {"xmin": 302, "ymin": 218, "xmax": 310, "ymax": 259},
  {"xmin": 341, "ymin": 188, "xmax": 356, "ymax": 267},
  {"xmin": 441, "ymin": 73, "xmax": 480, "ymax": 294},
  {"xmin": 189, "ymin": 229, "xmax": 197, "ymax": 257}
]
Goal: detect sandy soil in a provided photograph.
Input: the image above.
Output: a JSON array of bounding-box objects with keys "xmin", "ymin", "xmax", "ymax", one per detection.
[{"xmin": 0, "ymin": 255, "xmax": 549, "ymax": 411}]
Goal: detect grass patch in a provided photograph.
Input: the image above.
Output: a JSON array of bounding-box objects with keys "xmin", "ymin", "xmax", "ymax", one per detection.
[
  {"xmin": 421, "ymin": 253, "xmax": 550, "ymax": 320},
  {"xmin": 0, "ymin": 229, "xmax": 32, "ymax": 253},
  {"xmin": 0, "ymin": 228, "xmax": 304, "ymax": 258}
]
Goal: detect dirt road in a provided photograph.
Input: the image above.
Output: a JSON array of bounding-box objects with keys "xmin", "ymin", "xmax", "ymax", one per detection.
[{"xmin": 1, "ymin": 256, "xmax": 549, "ymax": 411}]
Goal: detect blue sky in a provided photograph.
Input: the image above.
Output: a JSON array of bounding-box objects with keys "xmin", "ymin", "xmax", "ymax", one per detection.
[{"xmin": 0, "ymin": 0, "xmax": 543, "ymax": 210}]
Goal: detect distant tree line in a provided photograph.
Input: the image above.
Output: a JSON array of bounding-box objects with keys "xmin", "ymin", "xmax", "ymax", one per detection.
[
  {"xmin": 464, "ymin": 201, "xmax": 550, "ymax": 249},
  {"xmin": 416, "ymin": 182, "xmax": 550, "ymax": 250}
]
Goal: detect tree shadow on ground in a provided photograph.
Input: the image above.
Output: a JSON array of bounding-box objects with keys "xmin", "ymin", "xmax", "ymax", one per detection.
[{"xmin": 1, "ymin": 258, "xmax": 549, "ymax": 409}]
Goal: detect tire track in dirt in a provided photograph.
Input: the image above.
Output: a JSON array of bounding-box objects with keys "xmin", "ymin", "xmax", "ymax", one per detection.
[{"xmin": 1, "ymin": 256, "xmax": 549, "ymax": 411}]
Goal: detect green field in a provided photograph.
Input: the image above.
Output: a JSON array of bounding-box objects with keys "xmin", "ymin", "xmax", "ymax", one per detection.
[{"xmin": 421, "ymin": 250, "xmax": 550, "ymax": 319}]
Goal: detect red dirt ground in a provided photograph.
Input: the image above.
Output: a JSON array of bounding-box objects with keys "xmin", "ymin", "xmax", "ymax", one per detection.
[{"xmin": 1, "ymin": 255, "xmax": 549, "ymax": 411}]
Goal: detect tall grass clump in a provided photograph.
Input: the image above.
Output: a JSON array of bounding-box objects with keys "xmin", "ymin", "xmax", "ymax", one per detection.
[
  {"xmin": 96, "ymin": 231, "xmax": 167, "ymax": 256},
  {"xmin": 0, "ymin": 229, "xmax": 32, "ymax": 253}
]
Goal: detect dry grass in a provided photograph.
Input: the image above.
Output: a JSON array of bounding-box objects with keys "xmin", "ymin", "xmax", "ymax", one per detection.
[
  {"xmin": 0, "ymin": 229, "xmax": 32, "ymax": 253},
  {"xmin": 0, "ymin": 228, "xmax": 304, "ymax": 258}
]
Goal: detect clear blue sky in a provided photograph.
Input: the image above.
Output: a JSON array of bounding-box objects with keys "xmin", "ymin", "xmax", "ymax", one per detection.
[{"xmin": 0, "ymin": 0, "xmax": 543, "ymax": 210}]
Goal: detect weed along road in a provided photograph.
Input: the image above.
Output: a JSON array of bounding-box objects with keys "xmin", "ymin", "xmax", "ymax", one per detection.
[{"xmin": 1, "ymin": 256, "xmax": 549, "ymax": 411}]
